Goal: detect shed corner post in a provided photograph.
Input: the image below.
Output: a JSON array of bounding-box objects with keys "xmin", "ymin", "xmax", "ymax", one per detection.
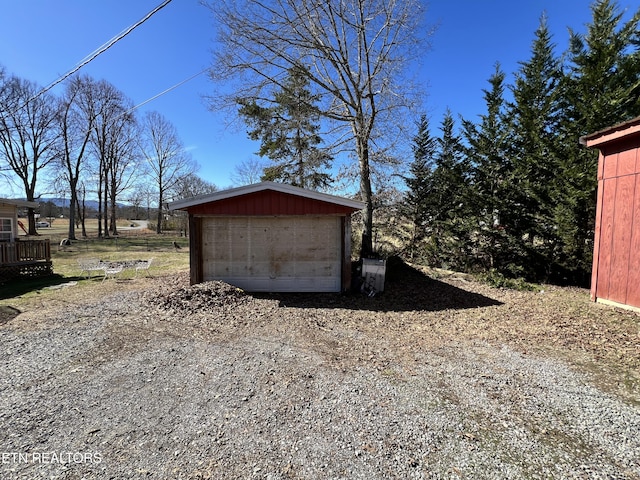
[
  {"xmin": 341, "ymin": 215, "xmax": 352, "ymax": 292},
  {"xmin": 189, "ymin": 214, "xmax": 203, "ymax": 285},
  {"xmin": 590, "ymin": 150, "xmax": 606, "ymax": 302}
]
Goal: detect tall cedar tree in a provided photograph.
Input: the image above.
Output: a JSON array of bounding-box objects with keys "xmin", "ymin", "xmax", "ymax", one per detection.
[
  {"xmin": 237, "ymin": 65, "xmax": 332, "ymax": 190},
  {"xmin": 403, "ymin": 114, "xmax": 436, "ymax": 260},
  {"xmin": 508, "ymin": 15, "xmax": 564, "ymax": 281},
  {"xmin": 462, "ymin": 64, "xmax": 516, "ymax": 273},
  {"xmin": 554, "ymin": 0, "xmax": 640, "ymax": 284},
  {"xmin": 426, "ymin": 110, "xmax": 472, "ymax": 270}
]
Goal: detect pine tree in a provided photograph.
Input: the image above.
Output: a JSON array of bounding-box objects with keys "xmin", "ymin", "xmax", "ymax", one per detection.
[
  {"xmin": 237, "ymin": 64, "xmax": 333, "ymax": 190},
  {"xmin": 403, "ymin": 114, "xmax": 437, "ymax": 261},
  {"xmin": 428, "ymin": 110, "xmax": 473, "ymax": 270},
  {"xmin": 508, "ymin": 15, "xmax": 564, "ymax": 281},
  {"xmin": 565, "ymin": 0, "xmax": 640, "ymax": 131},
  {"xmin": 462, "ymin": 64, "xmax": 515, "ymax": 273}
]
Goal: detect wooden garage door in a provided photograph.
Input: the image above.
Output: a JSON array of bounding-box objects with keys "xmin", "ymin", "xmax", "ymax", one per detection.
[{"xmin": 201, "ymin": 216, "xmax": 342, "ymax": 292}]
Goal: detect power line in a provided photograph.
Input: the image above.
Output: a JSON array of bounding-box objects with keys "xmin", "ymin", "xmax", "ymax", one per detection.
[
  {"xmin": 15, "ymin": 0, "xmax": 173, "ymax": 112},
  {"xmin": 122, "ymin": 68, "xmax": 208, "ymax": 118}
]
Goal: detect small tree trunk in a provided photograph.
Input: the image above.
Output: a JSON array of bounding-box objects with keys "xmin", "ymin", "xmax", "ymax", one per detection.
[
  {"xmin": 110, "ymin": 193, "xmax": 118, "ymax": 236},
  {"xmin": 357, "ymin": 135, "xmax": 373, "ymax": 257},
  {"xmin": 103, "ymin": 181, "xmax": 109, "ymax": 238},
  {"xmin": 80, "ymin": 195, "xmax": 87, "ymax": 238},
  {"xmin": 27, "ymin": 207, "xmax": 37, "ymax": 236},
  {"xmin": 156, "ymin": 191, "xmax": 163, "ymax": 234},
  {"xmin": 67, "ymin": 188, "xmax": 78, "ymax": 240},
  {"xmin": 97, "ymin": 174, "xmax": 103, "ymax": 239}
]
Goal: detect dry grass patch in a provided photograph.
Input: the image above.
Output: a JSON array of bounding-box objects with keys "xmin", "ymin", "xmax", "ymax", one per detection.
[{"xmin": 0, "ymin": 232, "xmax": 189, "ymax": 304}]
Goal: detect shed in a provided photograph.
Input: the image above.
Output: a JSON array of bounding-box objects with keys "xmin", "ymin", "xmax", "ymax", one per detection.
[
  {"xmin": 169, "ymin": 182, "xmax": 364, "ymax": 292},
  {"xmin": 581, "ymin": 116, "xmax": 640, "ymax": 311}
]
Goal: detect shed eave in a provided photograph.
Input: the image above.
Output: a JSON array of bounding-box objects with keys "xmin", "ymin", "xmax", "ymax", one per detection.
[
  {"xmin": 169, "ymin": 181, "xmax": 364, "ymax": 211},
  {"xmin": 581, "ymin": 115, "xmax": 640, "ymax": 148}
]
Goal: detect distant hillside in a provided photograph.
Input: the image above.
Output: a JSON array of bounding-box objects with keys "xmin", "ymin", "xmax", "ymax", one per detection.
[{"xmin": 38, "ymin": 197, "xmax": 127, "ymax": 210}]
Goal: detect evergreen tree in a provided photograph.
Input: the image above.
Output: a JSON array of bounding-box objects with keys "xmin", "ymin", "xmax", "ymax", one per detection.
[
  {"xmin": 237, "ymin": 64, "xmax": 333, "ymax": 190},
  {"xmin": 508, "ymin": 15, "xmax": 564, "ymax": 281},
  {"xmin": 402, "ymin": 114, "xmax": 437, "ymax": 261},
  {"xmin": 554, "ymin": 0, "xmax": 640, "ymax": 284},
  {"xmin": 400, "ymin": 0, "xmax": 640, "ymax": 285},
  {"xmin": 565, "ymin": 0, "xmax": 640, "ymax": 131},
  {"xmin": 462, "ymin": 64, "xmax": 516, "ymax": 273},
  {"xmin": 427, "ymin": 110, "xmax": 473, "ymax": 270}
]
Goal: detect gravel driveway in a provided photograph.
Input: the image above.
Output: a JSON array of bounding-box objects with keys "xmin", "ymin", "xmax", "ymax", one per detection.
[{"xmin": 1, "ymin": 263, "xmax": 639, "ymax": 479}]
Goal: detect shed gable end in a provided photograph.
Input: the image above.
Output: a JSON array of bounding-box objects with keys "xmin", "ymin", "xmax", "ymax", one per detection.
[{"xmin": 186, "ymin": 189, "xmax": 356, "ymax": 216}]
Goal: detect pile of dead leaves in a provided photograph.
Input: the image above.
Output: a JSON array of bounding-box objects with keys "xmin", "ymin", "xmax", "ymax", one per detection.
[{"xmin": 154, "ymin": 280, "xmax": 253, "ymax": 314}]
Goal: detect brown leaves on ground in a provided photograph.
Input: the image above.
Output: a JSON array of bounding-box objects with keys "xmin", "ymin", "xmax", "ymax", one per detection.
[
  {"xmin": 8, "ymin": 258, "xmax": 634, "ymax": 401},
  {"xmin": 155, "ymin": 280, "xmax": 253, "ymax": 314},
  {"xmin": 138, "ymin": 260, "xmax": 639, "ymax": 402}
]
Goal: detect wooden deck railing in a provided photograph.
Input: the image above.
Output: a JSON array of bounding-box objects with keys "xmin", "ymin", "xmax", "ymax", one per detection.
[{"xmin": 0, "ymin": 239, "xmax": 51, "ymax": 265}]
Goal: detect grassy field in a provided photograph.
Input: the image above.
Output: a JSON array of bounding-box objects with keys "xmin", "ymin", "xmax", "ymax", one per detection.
[
  {"xmin": 21, "ymin": 217, "xmax": 150, "ymax": 239},
  {"xmin": 3, "ymin": 218, "xmax": 190, "ymax": 300}
]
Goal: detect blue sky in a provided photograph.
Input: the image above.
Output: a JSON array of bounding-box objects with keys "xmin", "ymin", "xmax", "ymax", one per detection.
[{"xmin": 0, "ymin": 0, "xmax": 628, "ymax": 194}]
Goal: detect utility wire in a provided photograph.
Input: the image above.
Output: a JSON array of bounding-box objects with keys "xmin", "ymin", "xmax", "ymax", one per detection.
[
  {"xmin": 14, "ymin": 0, "xmax": 173, "ymax": 113},
  {"xmin": 122, "ymin": 68, "xmax": 208, "ymax": 118}
]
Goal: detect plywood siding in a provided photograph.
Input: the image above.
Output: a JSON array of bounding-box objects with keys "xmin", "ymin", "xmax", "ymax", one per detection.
[
  {"xmin": 0, "ymin": 205, "xmax": 16, "ymax": 216},
  {"xmin": 585, "ymin": 118, "xmax": 640, "ymax": 310},
  {"xmin": 595, "ymin": 177, "xmax": 615, "ymax": 301},
  {"xmin": 0, "ymin": 204, "xmax": 18, "ymax": 242},
  {"xmin": 607, "ymin": 174, "xmax": 634, "ymax": 304},
  {"xmin": 592, "ymin": 142, "xmax": 640, "ymax": 308},
  {"xmin": 627, "ymin": 182, "xmax": 640, "ymax": 307},
  {"xmin": 201, "ymin": 216, "xmax": 342, "ymax": 292}
]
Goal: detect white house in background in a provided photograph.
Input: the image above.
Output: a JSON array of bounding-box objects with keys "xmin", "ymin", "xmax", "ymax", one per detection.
[
  {"xmin": 0, "ymin": 198, "xmax": 37, "ymax": 242},
  {"xmin": 0, "ymin": 199, "xmax": 53, "ymax": 283}
]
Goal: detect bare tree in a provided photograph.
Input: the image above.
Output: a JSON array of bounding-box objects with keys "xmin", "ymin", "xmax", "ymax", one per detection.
[
  {"xmin": 77, "ymin": 180, "xmax": 89, "ymax": 237},
  {"xmin": 0, "ymin": 66, "xmax": 12, "ymax": 185},
  {"xmin": 88, "ymin": 81, "xmax": 140, "ymax": 237},
  {"xmin": 172, "ymin": 173, "xmax": 217, "ymax": 236},
  {"xmin": 0, "ymin": 75, "xmax": 60, "ymax": 234},
  {"xmin": 140, "ymin": 111, "xmax": 194, "ymax": 233},
  {"xmin": 106, "ymin": 113, "xmax": 140, "ymax": 236},
  {"xmin": 173, "ymin": 173, "xmax": 217, "ymax": 199},
  {"xmin": 231, "ymin": 156, "xmax": 267, "ymax": 186},
  {"xmin": 57, "ymin": 75, "xmax": 99, "ymax": 240},
  {"xmin": 203, "ymin": 0, "xmax": 429, "ymax": 255},
  {"xmin": 126, "ymin": 185, "xmax": 147, "ymax": 220}
]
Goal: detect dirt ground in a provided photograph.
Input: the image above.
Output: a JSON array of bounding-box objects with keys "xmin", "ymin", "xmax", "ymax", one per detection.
[
  {"xmin": 1, "ymin": 260, "xmax": 639, "ymax": 478},
  {"xmin": 137, "ymin": 260, "xmax": 640, "ymax": 402}
]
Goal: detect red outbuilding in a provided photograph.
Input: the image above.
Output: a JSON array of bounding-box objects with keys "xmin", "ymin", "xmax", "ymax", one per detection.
[
  {"xmin": 582, "ymin": 116, "xmax": 640, "ymax": 311},
  {"xmin": 169, "ymin": 181, "xmax": 364, "ymax": 292}
]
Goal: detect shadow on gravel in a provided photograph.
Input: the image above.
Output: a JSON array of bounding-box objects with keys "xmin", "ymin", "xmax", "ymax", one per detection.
[
  {"xmin": 258, "ymin": 258, "xmax": 503, "ymax": 313},
  {"xmin": 0, "ymin": 274, "xmax": 81, "ymax": 300},
  {"xmin": 0, "ymin": 305, "xmax": 21, "ymax": 325}
]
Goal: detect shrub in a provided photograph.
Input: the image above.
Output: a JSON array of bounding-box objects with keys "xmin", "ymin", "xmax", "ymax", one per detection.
[{"xmin": 477, "ymin": 269, "xmax": 540, "ymax": 292}]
